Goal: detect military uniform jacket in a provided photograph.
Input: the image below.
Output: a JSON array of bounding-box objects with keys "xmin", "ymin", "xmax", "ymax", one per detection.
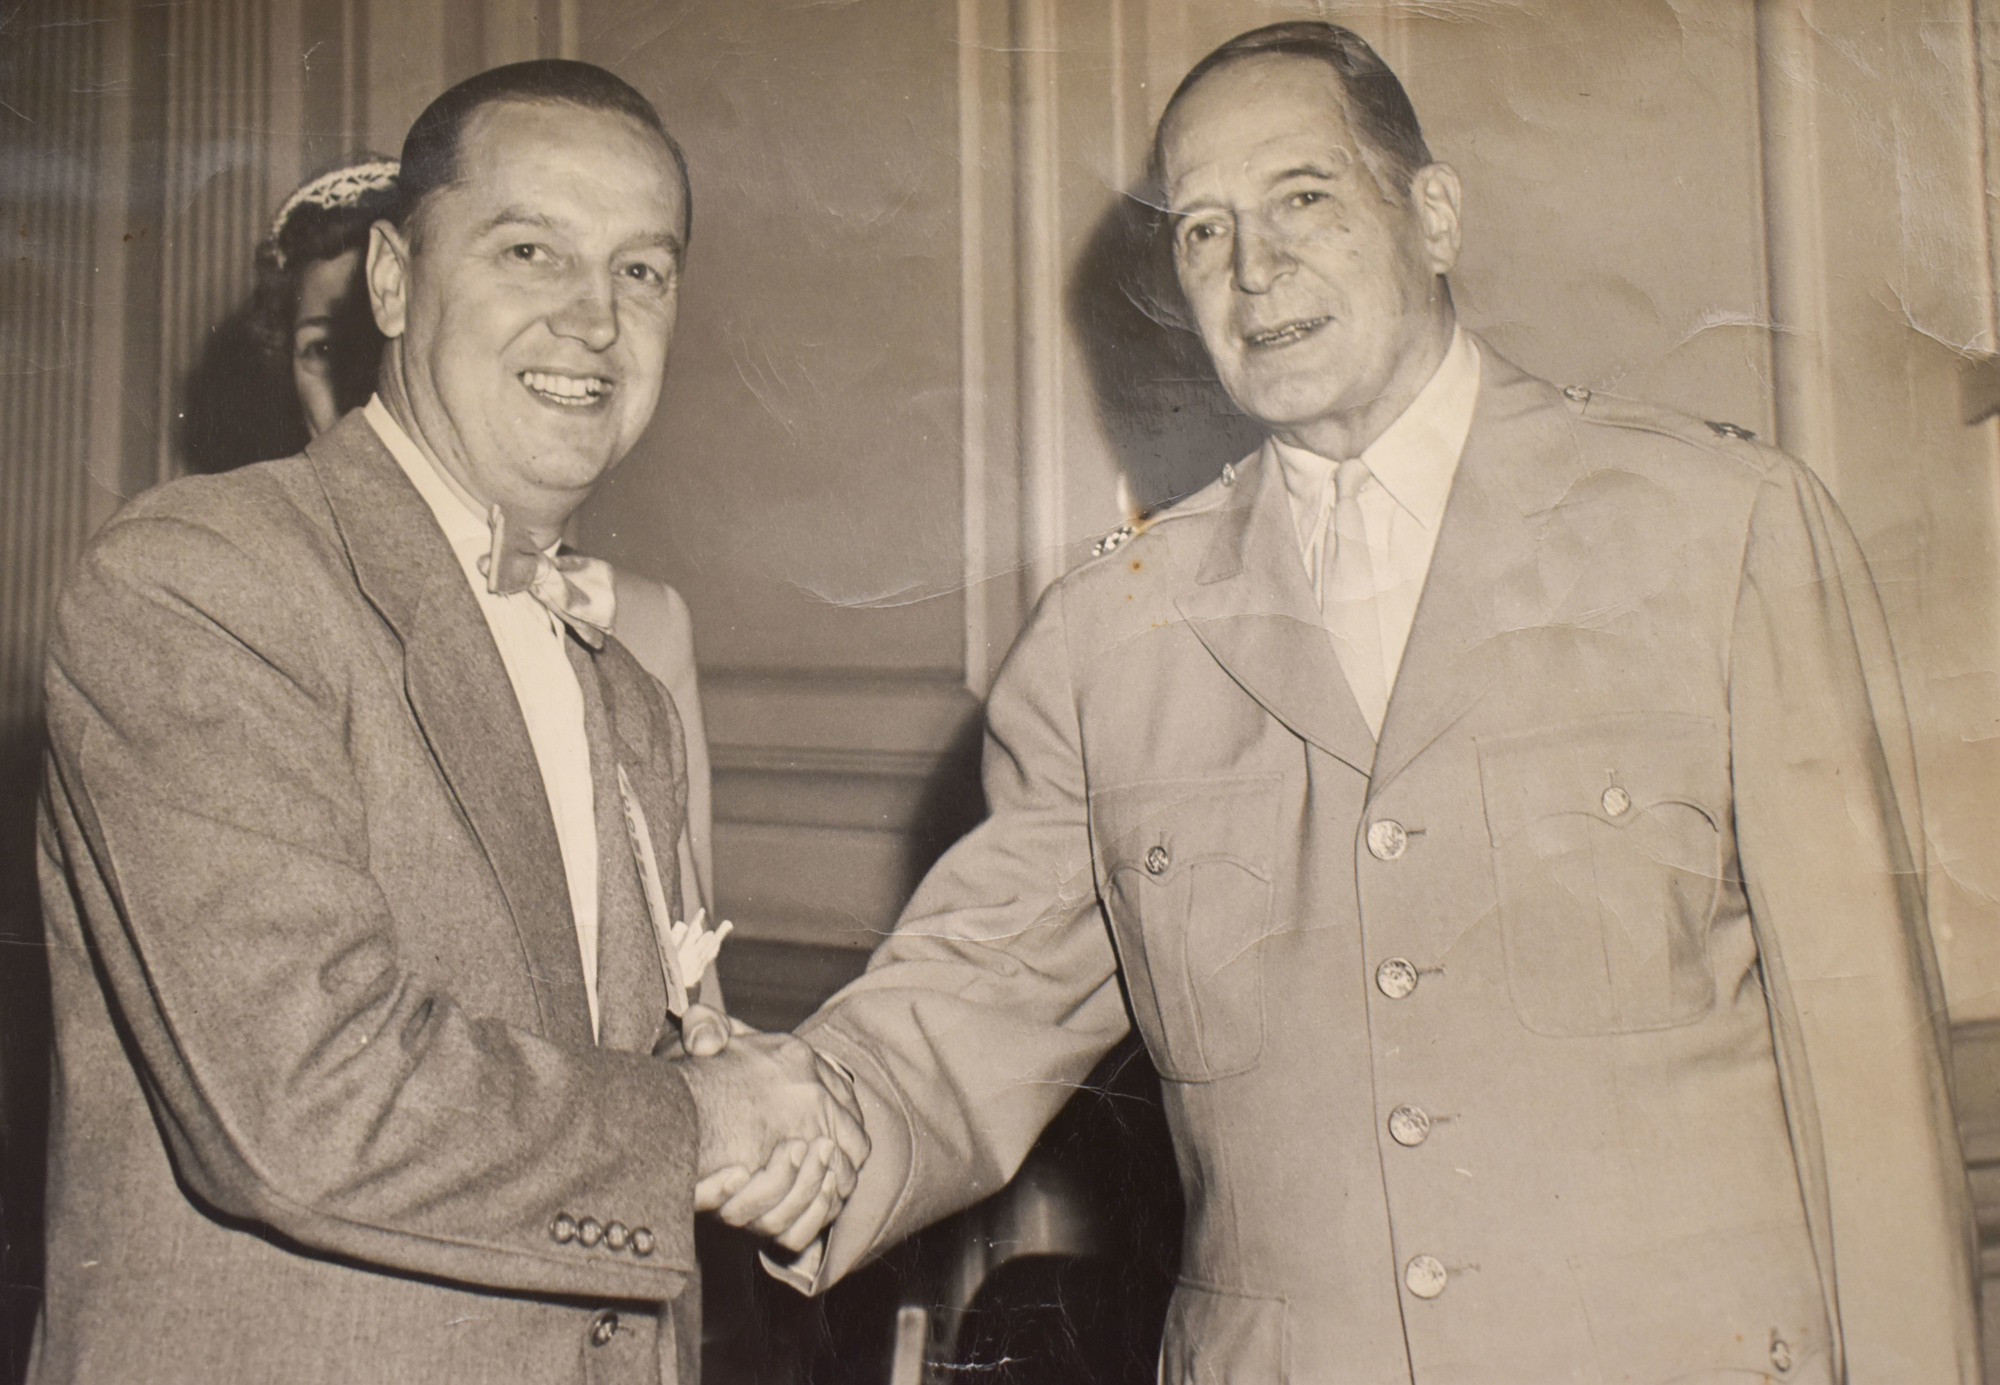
[
  {"xmin": 799, "ymin": 346, "xmax": 1979, "ymax": 1383},
  {"xmin": 34, "ymin": 413, "xmax": 702, "ymax": 1385}
]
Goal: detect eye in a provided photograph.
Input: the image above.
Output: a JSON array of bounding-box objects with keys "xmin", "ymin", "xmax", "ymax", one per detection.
[
  {"xmin": 1177, "ymin": 218, "xmax": 1228, "ymax": 253},
  {"xmin": 1287, "ymin": 189, "xmax": 1328, "ymax": 210},
  {"xmin": 505, "ymin": 243, "xmax": 550, "ymax": 264},
  {"xmin": 620, "ymin": 261, "xmax": 667, "ymax": 288}
]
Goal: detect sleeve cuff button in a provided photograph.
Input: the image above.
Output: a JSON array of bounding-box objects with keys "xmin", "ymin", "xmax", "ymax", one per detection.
[{"xmin": 551, "ymin": 1213, "xmax": 578, "ymax": 1244}]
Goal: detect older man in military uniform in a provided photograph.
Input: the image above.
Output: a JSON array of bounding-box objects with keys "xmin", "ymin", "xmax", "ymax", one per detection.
[{"xmin": 716, "ymin": 21, "xmax": 1978, "ymax": 1384}]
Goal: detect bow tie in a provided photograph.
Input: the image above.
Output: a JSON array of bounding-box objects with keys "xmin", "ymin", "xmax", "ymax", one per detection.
[{"xmin": 478, "ymin": 504, "xmax": 616, "ymax": 649}]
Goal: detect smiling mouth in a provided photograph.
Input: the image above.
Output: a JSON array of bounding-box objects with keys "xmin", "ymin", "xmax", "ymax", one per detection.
[
  {"xmin": 1244, "ymin": 317, "xmax": 1332, "ymax": 349},
  {"xmin": 520, "ymin": 370, "xmax": 612, "ymax": 407}
]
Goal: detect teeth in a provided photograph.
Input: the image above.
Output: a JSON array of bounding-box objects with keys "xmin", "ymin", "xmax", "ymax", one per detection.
[
  {"xmin": 1248, "ymin": 317, "xmax": 1329, "ymax": 348},
  {"xmin": 522, "ymin": 371, "xmax": 608, "ymax": 403}
]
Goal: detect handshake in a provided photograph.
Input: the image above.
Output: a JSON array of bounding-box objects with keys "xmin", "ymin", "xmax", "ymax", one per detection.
[{"xmin": 669, "ymin": 1004, "xmax": 870, "ymax": 1256}]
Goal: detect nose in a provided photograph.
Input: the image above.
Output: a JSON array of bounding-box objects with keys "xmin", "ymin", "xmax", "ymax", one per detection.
[
  {"xmin": 1232, "ymin": 225, "xmax": 1293, "ymax": 294},
  {"xmin": 548, "ymin": 269, "xmax": 618, "ymax": 351}
]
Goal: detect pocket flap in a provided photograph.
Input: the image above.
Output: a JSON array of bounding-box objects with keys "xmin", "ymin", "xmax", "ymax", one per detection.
[
  {"xmin": 1478, "ymin": 712, "xmax": 1724, "ymax": 847},
  {"xmin": 1090, "ymin": 774, "xmax": 1280, "ymax": 881}
]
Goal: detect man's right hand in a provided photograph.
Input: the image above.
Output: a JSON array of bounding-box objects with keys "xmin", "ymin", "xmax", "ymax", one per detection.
[{"xmin": 674, "ymin": 1031, "xmax": 867, "ymax": 1249}]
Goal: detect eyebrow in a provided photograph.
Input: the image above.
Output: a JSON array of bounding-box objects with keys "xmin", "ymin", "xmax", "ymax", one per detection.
[
  {"xmin": 476, "ymin": 207, "xmax": 561, "ymax": 236},
  {"xmin": 1273, "ymin": 161, "xmax": 1345, "ymax": 182},
  {"xmin": 474, "ymin": 207, "xmax": 682, "ymax": 257}
]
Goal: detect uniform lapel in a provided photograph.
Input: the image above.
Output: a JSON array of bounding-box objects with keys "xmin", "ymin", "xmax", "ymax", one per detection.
[
  {"xmin": 1174, "ymin": 443, "xmax": 1377, "ymax": 777},
  {"xmin": 1369, "ymin": 347, "xmax": 1588, "ymax": 797},
  {"xmin": 308, "ymin": 413, "xmax": 594, "ymax": 1047}
]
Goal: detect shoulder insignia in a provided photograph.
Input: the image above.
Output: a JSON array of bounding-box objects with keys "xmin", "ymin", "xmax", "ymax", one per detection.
[
  {"xmin": 1705, "ymin": 420, "xmax": 1756, "ymax": 441},
  {"xmin": 1092, "ymin": 522, "xmax": 1138, "ymax": 557}
]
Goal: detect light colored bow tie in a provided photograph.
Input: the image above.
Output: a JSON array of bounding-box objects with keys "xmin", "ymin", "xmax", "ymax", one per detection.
[{"xmin": 478, "ymin": 504, "xmax": 616, "ymax": 649}]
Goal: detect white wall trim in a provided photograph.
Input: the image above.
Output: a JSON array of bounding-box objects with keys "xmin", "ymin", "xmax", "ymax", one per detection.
[
  {"xmin": 1755, "ymin": 0, "xmax": 1840, "ymax": 491},
  {"xmin": 1015, "ymin": 0, "xmax": 1066, "ymax": 605}
]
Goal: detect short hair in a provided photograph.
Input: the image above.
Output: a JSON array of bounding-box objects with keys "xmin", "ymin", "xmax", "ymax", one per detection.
[
  {"xmin": 1149, "ymin": 22, "xmax": 1432, "ymax": 195},
  {"xmin": 397, "ymin": 59, "xmax": 691, "ymax": 245}
]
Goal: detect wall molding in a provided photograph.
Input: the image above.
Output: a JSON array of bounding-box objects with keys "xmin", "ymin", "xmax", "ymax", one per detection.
[{"xmin": 1754, "ymin": 0, "xmax": 1839, "ymax": 486}]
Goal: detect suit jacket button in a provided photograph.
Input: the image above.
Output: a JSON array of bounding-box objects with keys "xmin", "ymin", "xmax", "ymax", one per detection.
[
  {"xmin": 1387, "ymin": 1105, "xmax": 1432, "ymax": 1146},
  {"xmin": 589, "ymin": 1311, "xmax": 620, "ymax": 1347},
  {"xmin": 551, "ymin": 1213, "xmax": 578, "ymax": 1244},
  {"xmin": 1145, "ymin": 844, "xmax": 1170, "ymax": 875},
  {"xmin": 1601, "ymin": 785, "xmax": 1631, "ymax": 817},
  {"xmin": 1375, "ymin": 958, "xmax": 1419, "ymax": 999},
  {"xmin": 1404, "ymin": 1254, "xmax": 1448, "ymax": 1299},
  {"xmin": 1366, "ymin": 820, "xmax": 1408, "ymax": 860},
  {"xmin": 578, "ymin": 1217, "xmax": 604, "ymax": 1248},
  {"xmin": 631, "ymin": 1226, "xmax": 656, "ymax": 1257},
  {"xmin": 604, "ymin": 1221, "xmax": 629, "ymax": 1251}
]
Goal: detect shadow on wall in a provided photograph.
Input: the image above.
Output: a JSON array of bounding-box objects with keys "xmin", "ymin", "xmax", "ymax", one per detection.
[
  {"xmin": 1, "ymin": 717, "xmax": 50, "ymax": 1385},
  {"xmin": 1067, "ymin": 189, "xmax": 1266, "ymax": 515},
  {"xmin": 176, "ymin": 302, "xmax": 311, "ymax": 477}
]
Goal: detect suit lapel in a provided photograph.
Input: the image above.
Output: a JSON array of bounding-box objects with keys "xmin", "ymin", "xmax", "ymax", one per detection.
[
  {"xmin": 1174, "ymin": 443, "xmax": 1377, "ymax": 777},
  {"xmin": 1370, "ymin": 347, "xmax": 1588, "ymax": 796},
  {"xmin": 307, "ymin": 412, "xmax": 593, "ymax": 1047}
]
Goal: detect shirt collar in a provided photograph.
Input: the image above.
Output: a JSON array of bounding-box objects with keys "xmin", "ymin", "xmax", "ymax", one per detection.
[
  {"xmin": 364, "ymin": 395, "xmax": 493, "ymax": 572},
  {"xmin": 1272, "ymin": 325, "xmax": 1481, "ymax": 538}
]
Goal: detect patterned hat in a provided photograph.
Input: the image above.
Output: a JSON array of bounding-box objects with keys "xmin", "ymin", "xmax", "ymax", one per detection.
[{"xmin": 267, "ymin": 159, "xmax": 401, "ymax": 268}]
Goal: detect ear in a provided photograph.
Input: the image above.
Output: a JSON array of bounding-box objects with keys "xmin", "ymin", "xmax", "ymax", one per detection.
[
  {"xmin": 366, "ymin": 219, "xmax": 411, "ymax": 340},
  {"xmin": 1409, "ymin": 162, "xmax": 1463, "ymax": 277}
]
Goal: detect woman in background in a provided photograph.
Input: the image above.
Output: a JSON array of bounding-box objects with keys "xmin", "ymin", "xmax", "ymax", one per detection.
[
  {"xmin": 179, "ymin": 158, "xmax": 402, "ymax": 471},
  {"xmin": 180, "ymin": 157, "xmax": 714, "ymax": 915},
  {"xmin": 259, "ymin": 158, "xmax": 404, "ymax": 438}
]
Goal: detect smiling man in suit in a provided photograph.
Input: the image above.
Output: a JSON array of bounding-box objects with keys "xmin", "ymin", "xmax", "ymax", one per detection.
[
  {"xmin": 33, "ymin": 59, "xmax": 861, "ymax": 1385},
  {"xmin": 749, "ymin": 21, "xmax": 1980, "ymax": 1383}
]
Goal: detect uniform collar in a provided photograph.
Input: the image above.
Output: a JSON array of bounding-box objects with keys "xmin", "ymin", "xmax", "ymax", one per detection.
[{"xmin": 1271, "ymin": 325, "xmax": 1482, "ymax": 542}]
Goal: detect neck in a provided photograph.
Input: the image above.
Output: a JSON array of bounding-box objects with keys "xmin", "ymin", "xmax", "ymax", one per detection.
[
  {"xmin": 1277, "ymin": 309, "xmax": 1456, "ymax": 462},
  {"xmin": 376, "ymin": 347, "xmax": 575, "ymax": 550}
]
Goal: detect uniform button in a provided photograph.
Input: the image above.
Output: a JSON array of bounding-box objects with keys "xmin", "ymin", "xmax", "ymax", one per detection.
[
  {"xmin": 1404, "ymin": 1254, "xmax": 1448, "ymax": 1299},
  {"xmin": 550, "ymin": 1212, "xmax": 578, "ymax": 1244},
  {"xmin": 1375, "ymin": 958, "xmax": 1419, "ymax": 999},
  {"xmin": 1601, "ymin": 785, "xmax": 1631, "ymax": 817},
  {"xmin": 1366, "ymin": 819, "xmax": 1408, "ymax": 860},
  {"xmin": 578, "ymin": 1217, "xmax": 604, "ymax": 1248},
  {"xmin": 1387, "ymin": 1105, "xmax": 1432, "ymax": 1147},
  {"xmin": 589, "ymin": 1311, "xmax": 620, "ymax": 1347},
  {"xmin": 604, "ymin": 1221, "xmax": 629, "ymax": 1251},
  {"xmin": 1145, "ymin": 844, "xmax": 1171, "ymax": 875},
  {"xmin": 631, "ymin": 1226, "xmax": 656, "ymax": 1258},
  {"xmin": 1562, "ymin": 384, "xmax": 1592, "ymax": 403}
]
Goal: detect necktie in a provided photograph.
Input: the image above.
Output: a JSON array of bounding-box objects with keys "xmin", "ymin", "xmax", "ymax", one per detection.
[
  {"xmin": 1315, "ymin": 458, "xmax": 1388, "ymax": 739},
  {"xmin": 565, "ymin": 639, "xmax": 673, "ymax": 1052},
  {"xmin": 481, "ymin": 505, "xmax": 617, "ymax": 650}
]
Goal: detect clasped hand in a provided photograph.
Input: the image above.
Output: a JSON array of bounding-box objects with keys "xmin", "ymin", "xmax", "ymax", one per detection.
[{"xmin": 670, "ymin": 1007, "xmax": 868, "ymax": 1254}]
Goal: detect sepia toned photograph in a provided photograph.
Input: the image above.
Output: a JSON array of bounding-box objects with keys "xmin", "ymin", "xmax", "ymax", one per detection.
[{"xmin": 3, "ymin": 1, "xmax": 2000, "ymax": 1381}]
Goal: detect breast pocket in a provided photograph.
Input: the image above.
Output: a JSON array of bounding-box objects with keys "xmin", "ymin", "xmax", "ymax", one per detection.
[
  {"xmin": 1090, "ymin": 775, "xmax": 1280, "ymax": 1082},
  {"xmin": 1478, "ymin": 714, "xmax": 1727, "ymax": 1036}
]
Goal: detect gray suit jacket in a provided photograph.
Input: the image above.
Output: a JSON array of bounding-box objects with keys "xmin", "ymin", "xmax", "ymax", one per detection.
[
  {"xmin": 799, "ymin": 346, "xmax": 1980, "ymax": 1383},
  {"xmin": 34, "ymin": 413, "xmax": 701, "ymax": 1384}
]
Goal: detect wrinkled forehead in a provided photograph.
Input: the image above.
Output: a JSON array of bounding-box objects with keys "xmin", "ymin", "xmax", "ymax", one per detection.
[{"xmin": 1159, "ymin": 54, "xmax": 1360, "ymax": 204}]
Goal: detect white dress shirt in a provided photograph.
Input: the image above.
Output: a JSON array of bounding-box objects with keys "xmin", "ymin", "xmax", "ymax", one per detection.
[
  {"xmin": 365, "ymin": 397, "xmax": 607, "ymax": 1037},
  {"xmin": 1272, "ymin": 326, "xmax": 1481, "ymax": 733}
]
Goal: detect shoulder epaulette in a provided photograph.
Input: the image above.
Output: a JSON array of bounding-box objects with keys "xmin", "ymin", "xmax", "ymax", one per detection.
[
  {"xmin": 1087, "ymin": 457, "xmax": 1245, "ymax": 559},
  {"xmin": 1559, "ymin": 384, "xmax": 1762, "ymax": 452}
]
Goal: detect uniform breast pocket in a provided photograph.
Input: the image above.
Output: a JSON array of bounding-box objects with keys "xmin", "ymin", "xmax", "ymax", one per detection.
[
  {"xmin": 1478, "ymin": 714, "xmax": 1727, "ymax": 1036},
  {"xmin": 1090, "ymin": 775, "xmax": 1280, "ymax": 1082}
]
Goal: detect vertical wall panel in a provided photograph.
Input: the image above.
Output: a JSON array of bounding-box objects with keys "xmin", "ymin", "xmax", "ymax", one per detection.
[{"xmin": 0, "ymin": 4, "xmax": 113, "ymax": 1369}]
